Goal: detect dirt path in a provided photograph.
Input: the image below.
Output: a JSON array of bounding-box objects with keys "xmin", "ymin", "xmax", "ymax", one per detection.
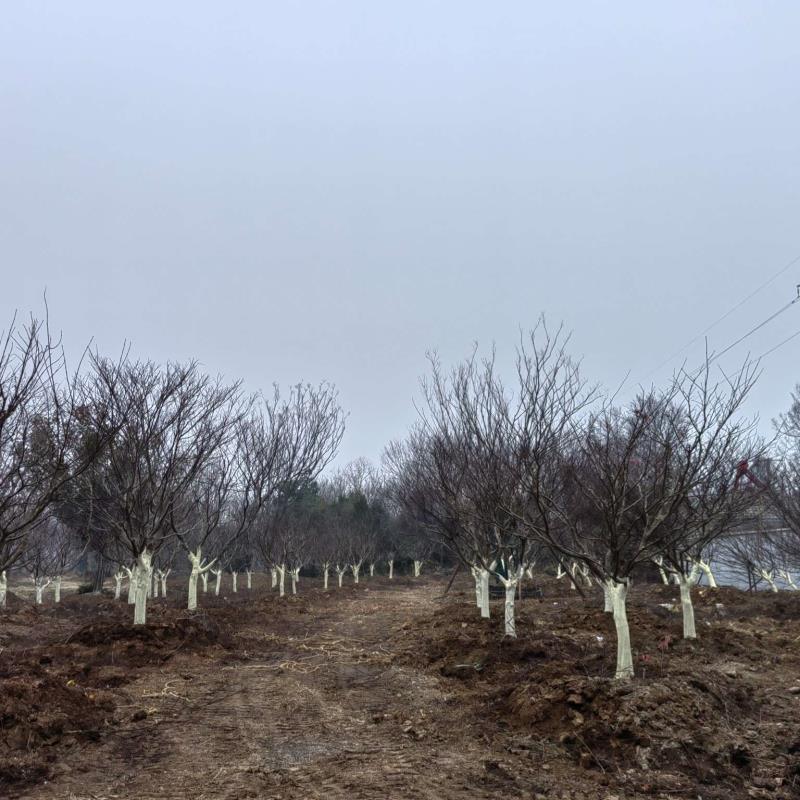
[{"xmin": 19, "ymin": 580, "xmax": 522, "ymax": 800}]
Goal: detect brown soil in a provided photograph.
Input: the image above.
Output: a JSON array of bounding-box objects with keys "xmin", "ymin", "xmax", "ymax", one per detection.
[{"xmin": 1, "ymin": 574, "xmax": 799, "ymax": 799}]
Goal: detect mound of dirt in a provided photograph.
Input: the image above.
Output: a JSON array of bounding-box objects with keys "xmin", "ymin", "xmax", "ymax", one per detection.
[
  {"xmin": 0, "ymin": 666, "xmax": 115, "ymax": 788},
  {"xmin": 505, "ymin": 671, "xmax": 782, "ymax": 793},
  {"xmin": 66, "ymin": 612, "xmax": 233, "ymax": 652}
]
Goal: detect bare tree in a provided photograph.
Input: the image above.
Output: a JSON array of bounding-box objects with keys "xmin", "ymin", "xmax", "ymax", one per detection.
[
  {"xmin": 84, "ymin": 358, "xmax": 240, "ymax": 624},
  {"xmin": 512, "ymin": 355, "xmax": 759, "ymax": 676},
  {"xmin": 0, "ymin": 311, "xmax": 122, "ymax": 604}
]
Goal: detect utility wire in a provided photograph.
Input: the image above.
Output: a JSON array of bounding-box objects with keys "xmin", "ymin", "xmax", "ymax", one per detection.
[
  {"xmin": 643, "ymin": 252, "xmax": 800, "ymax": 379},
  {"xmin": 705, "ymin": 296, "xmax": 799, "ymax": 369},
  {"xmin": 757, "ymin": 327, "xmax": 800, "ymax": 360}
]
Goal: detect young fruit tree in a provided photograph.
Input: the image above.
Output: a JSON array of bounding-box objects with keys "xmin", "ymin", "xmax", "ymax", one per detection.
[
  {"xmin": 0, "ymin": 312, "xmax": 122, "ymax": 607},
  {"xmin": 387, "ymin": 344, "xmax": 544, "ymax": 636},
  {"xmin": 80, "ymin": 357, "xmax": 240, "ymax": 624},
  {"xmin": 511, "ymin": 349, "xmax": 759, "ymax": 677}
]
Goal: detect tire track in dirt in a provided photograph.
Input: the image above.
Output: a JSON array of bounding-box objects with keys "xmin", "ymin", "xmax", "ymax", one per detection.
[{"xmin": 17, "ymin": 581, "xmax": 504, "ymax": 800}]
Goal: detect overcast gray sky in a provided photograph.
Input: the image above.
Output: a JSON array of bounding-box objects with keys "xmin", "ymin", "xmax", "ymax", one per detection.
[{"xmin": 2, "ymin": 3, "xmax": 800, "ymax": 466}]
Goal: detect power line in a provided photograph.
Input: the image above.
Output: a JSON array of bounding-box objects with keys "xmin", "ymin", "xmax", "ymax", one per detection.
[
  {"xmin": 758, "ymin": 327, "xmax": 800, "ymax": 360},
  {"xmin": 705, "ymin": 296, "xmax": 799, "ymax": 368},
  {"xmin": 643, "ymin": 252, "xmax": 800, "ymax": 379}
]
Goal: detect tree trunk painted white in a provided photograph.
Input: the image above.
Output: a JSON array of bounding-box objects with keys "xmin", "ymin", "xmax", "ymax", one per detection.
[
  {"xmin": 114, "ymin": 572, "xmax": 124, "ymax": 600},
  {"xmin": 152, "ymin": 574, "xmax": 159, "ymax": 599},
  {"xmin": 497, "ymin": 566, "xmax": 523, "ymax": 637},
  {"xmin": 0, "ymin": 570, "xmax": 6, "ymax": 607},
  {"xmin": 188, "ymin": 569, "xmax": 199, "ymax": 611},
  {"xmin": 147, "ymin": 568, "xmax": 154, "ymax": 599},
  {"xmin": 388, "ymin": 559, "xmax": 394, "ymax": 580},
  {"xmin": 277, "ymin": 564, "xmax": 286, "ymax": 597},
  {"xmin": 603, "ymin": 582, "xmax": 613, "ymax": 613},
  {"xmin": 679, "ymin": 577, "xmax": 697, "ymax": 639},
  {"xmin": 126, "ymin": 567, "xmax": 136, "ymax": 604},
  {"xmin": 188, "ymin": 551, "xmax": 204, "ymax": 611},
  {"xmin": 480, "ymin": 569, "xmax": 491, "ymax": 618},
  {"xmin": 336, "ymin": 566, "xmax": 346, "ymax": 587},
  {"xmin": 212, "ymin": 569, "xmax": 222, "ymax": 596},
  {"xmin": 607, "ymin": 579, "xmax": 633, "ymax": 680},
  {"xmin": 369, "ymin": 563, "xmax": 375, "ymax": 577},
  {"xmin": 271, "ymin": 568, "xmax": 277, "ymax": 589},
  {"xmin": 201, "ymin": 572, "xmax": 208, "ymax": 593},
  {"xmin": 160, "ymin": 569, "xmax": 169, "ymax": 597},
  {"xmin": 246, "ymin": 570, "xmax": 252, "ymax": 590},
  {"xmin": 133, "ymin": 550, "xmax": 152, "ymax": 625},
  {"xmin": 231, "ymin": 572, "xmax": 238, "ymax": 593},
  {"xmin": 33, "ymin": 577, "xmax": 50, "ymax": 605},
  {"xmin": 759, "ymin": 569, "xmax": 779, "ymax": 592},
  {"xmin": 291, "ymin": 568, "xmax": 299, "ymax": 595},
  {"xmin": 654, "ymin": 556, "xmax": 670, "ymax": 585},
  {"xmin": 53, "ymin": 575, "xmax": 62, "ymax": 603},
  {"xmin": 471, "ymin": 566, "xmax": 482, "ymax": 609},
  {"xmin": 780, "ymin": 570, "xmax": 798, "ymax": 590},
  {"xmin": 351, "ymin": 562, "xmax": 361, "ymax": 584},
  {"xmin": 556, "ymin": 563, "xmax": 565, "ymax": 580},
  {"xmin": 696, "ymin": 559, "xmax": 718, "ymax": 589},
  {"xmin": 581, "ymin": 567, "xmax": 592, "ymax": 588},
  {"xmin": 568, "ymin": 562, "xmax": 578, "ymax": 589},
  {"xmin": 413, "ymin": 560, "xmax": 422, "ymax": 578},
  {"xmin": 323, "ymin": 563, "xmax": 330, "ymax": 589}
]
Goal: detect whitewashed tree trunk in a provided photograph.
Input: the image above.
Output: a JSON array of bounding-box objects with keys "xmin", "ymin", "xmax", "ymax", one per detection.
[
  {"xmin": 53, "ymin": 575, "xmax": 62, "ymax": 603},
  {"xmin": 696, "ymin": 559, "xmax": 718, "ymax": 589},
  {"xmin": 271, "ymin": 568, "xmax": 277, "ymax": 589},
  {"xmin": 780, "ymin": 570, "xmax": 798, "ymax": 590},
  {"xmin": 603, "ymin": 582, "xmax": 613, "ymax": 612},
  {"xmin": 212, "ymin": 569, "xmax": 222, "ymax": 596},
  {"xmin": 33, "ymin": 577, "xmax": 50, "ymax": 605},
  {"xmin": 114, "ymin": 572, "xmax": 124, "ymax": 600},
  {"xmin": 369, "ymin": 563, "xmax": 375, "ymax": 578},
  {"xmin": 187, "ymin": 547, "xmax": 209, "ymax": 611},
  {"xmin": 498, "ymin": 566, "xmax": 523, "ymax": 637},
  {"xmin": 126, "ymin": 567, "xmax": 136, "ymax": 604},
  {"xmin": 471, "ymin": 566, "xmax": 482, "ymax": 609},
  {"xmin": 291, "ymin": 568, "xmax": 299, "ymax": 595},
  {"xmin": 147, "ymin": 568, "xmax": 154, "ymax": 599},
  {"xmin": 413, "ymin": 560, "xmax": 422, "ymax": 578},
  {"xmin": 480, "ymin": 569, "xmax": 491, "ymax": 618},
  {"xmin": 580, "ymin": 565, "xmax": 592, "ymax": 588},
  {"xmin": 759, "ymin": 569, "xmax": 779, "ymax": 592},
  {"xmin": 679, "ymin": 577, "xmax": 697, "ymax": 639},
  {"xmin": 654, "ymin": 556, "xmax": 670, "ymax": 585},
  {"xmin": 568, "ymin": 562, "xmax": 578, "ymax": 589},
  {"xmin": 160, "ymin": 569, "xmax": 170, "ymax": 597},
  {"xmin": 231, "ymin": 572, "xmax": 238, "ymax": 593},
  {"xmin": 607, "ymin": 579, "xmax": 633, "ymax": 680},
  {"xmin": 388, "ymin": 559, "xmax": 394, "ymax": 580},
  {"xmin": 152, "ymin": 574, "xmax": 159, "ymax": 599},
  {"xmin": 277, "ymin": 564, "xmax": 286, "ymax": 597},
  {"xmin": 351, "ymin": 562, "xmax": 361, "ymax": 584},
  {"xmin": 188, "ymin": 569, "xmax": 199, "ymax": 611},
  {"xmin": 133, "ymin": 550, "xmax": 152, "ymax": 625},
  {"xmin": 0, "ymin": 570, "xmax": 7, "ymax": 607},
  {"xmin": 246, "ymin": 570, "xmax": 252, "ymax": 590},
  {"xmin": 322, "ymin": 563, "xmax": 330, "ymax": 589},
  {"xmin": 336, "ymin": 566, "xmax": 346, "ymax": 587}
]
